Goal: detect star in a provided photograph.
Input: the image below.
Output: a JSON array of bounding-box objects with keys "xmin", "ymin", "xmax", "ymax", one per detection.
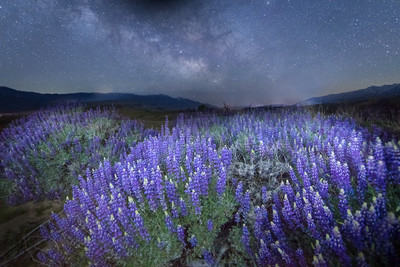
[{"xmin": 0, "ymin": 0, "xmax": 398, "ymax": 106}]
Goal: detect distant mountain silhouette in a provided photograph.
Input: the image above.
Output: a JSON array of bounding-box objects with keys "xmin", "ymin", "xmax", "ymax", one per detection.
[
  {"xmin": 299, "ymin": 83, "xmax": 400, "ymax": 105},
  {"xmin": 0, "ymin": 87, "xmax": 206, "ymax": 113}
]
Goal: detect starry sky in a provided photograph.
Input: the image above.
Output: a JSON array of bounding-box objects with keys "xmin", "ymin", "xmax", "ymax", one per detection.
[{"xmin": 1, "ymin": 0, "xmax": 399, "ymax": 106}]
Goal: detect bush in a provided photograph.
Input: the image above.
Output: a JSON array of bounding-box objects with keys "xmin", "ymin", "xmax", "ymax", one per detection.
[{"xmin": 0, "ymin": 105, "xmax": 153, "ymax": 204}]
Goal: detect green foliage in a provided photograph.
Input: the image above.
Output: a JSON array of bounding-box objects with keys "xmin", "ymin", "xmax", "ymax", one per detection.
[
  {"xmin": 22, "ymin": 117, "xmax": 135, "ymax": 200},
  {"xmin": 208, "ymin": 124, "xmax": 226, "ymax": 148},
  {"xmin": 123, "ymin": 185, "xmax": 237, "ymax": 266},
  {"xmin": 186, "ymin": 187, "xmax": 236, "ymax": 261},
  {"xmin": 125, "ymin": 209, "xmax": 182, "ymax": 266},
  {"xmin": 0, "ymin": 179, "xmax": 13, "ymax": 201},
  {"xmin": 227, "ymin": 225, "xmax": 249, "ymax": 265}
]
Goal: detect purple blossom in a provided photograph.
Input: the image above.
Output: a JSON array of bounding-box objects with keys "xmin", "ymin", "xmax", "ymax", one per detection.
[
  {"xmin": 177, "ymin": 225, "xmax": 186, "ymax": 246},
  {"xmin": 216, "ymin": 163, "xmax": 227, "ymax": 196},
  {"xmin": 165, "ymin": 211, "xmax": 175, "ymax": 233},
  {"xmin": 190, "ymin": 235, "xmax": 197, "ymax": 247},
  {"xmin": 242, "ymin": 224, "xmax": 253, "ymax": 257},
  {"xmin": 207, "ymin": 219, "xmax": 214, "ymax": 232},
  {"xmin": 282, "ymin": 194, "xmax": 298, "ymax": 229},
  {"xmin": 338, "ymin": 188, "xmax": 349, "ymax": 220},
  {"xmin": 261, "ymin": 186, "xmax": 270, "ymax": 204},
  {"xmin": 325, "ymin": 226, "xmax": 351, "ymax": 266},
  {"xmin": 134, "ymin": 210, "xmax": 150, "ymax": 242},
  {"xmin": 235, "ymin": 181, "xmax": 243, "ymax": 204},
  {"xmin": 202, "ymin": 249, "xmax": 215, "ymax": 266}
]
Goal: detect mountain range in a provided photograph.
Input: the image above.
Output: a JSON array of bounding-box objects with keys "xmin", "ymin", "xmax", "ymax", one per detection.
[
  {"xmin": 1, "ymin": 83, "xmax": 400, "ymax": 113},
  {"xmin": 299, "ymin": 83, "xmax": 400, "ymax": 105},
  {"xmin": 0, "ymin": 87, "xmax": 206, "ymax": 113}
]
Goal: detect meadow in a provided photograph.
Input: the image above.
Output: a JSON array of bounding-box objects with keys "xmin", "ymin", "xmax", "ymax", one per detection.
[{"xmin": 0, "ymin": 104, "xmax": 399, "ymax": 266}]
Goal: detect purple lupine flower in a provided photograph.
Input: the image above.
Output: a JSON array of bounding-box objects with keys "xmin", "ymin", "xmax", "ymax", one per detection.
[
  {"xmin": 302, "ymin": 194, "xmax": 313, "ymax": 219},
  {"xmin": 295, "ymin": 248, "xmax": 307, "ymax": 266},
  {"xmin": 112, "ymin": 235, "xmax": 127, "ymax": 258},
  {"xmin": 365, "ymin": 204, "xmax": 378, "ymax": 233},
  {"xmin": 234, "ymin": 212, "xmax": 241, "ymax": 223},
  {"xmin": 143, "ymin": 177, "xmax": 159, "ymax": 211},
  {"xmin": 189, "ymin": 188, "xmax": 201, "ymax": 215},
  {"xmin": 317, "ymin": 178, "xmax": 329, "ymax": 200},
  {"xmin": 307, "ymin": 213, "xmax": 321, "ymax": 240},
  {"xmin": 39, "ymin": 225, "xmax": 50, "ymax": 240},
  {"xmin": 311, "ymin": 162, "xmax": 319, "ymax": 185},
  {"xmin": 386, "ymin": 141, "xmax": 400, "ymax": 183},
  {"xmin": 289, "ymin": 166, "xmax": 300, "ymax": 188},
  {"xmin": 310, "ymin": 190, "xmax": 325, "ymax": 220},
  {"xmin": 190, "ymin": 235, "xmax": 197, "ymax": 247},
  {"xmin": 272, "ymin": 240, "xmax": 291, "ymax": 264},
  {"xmin": 296, "ymin": 158, "xmax": 305, "ymax": 180},
  {"xmin": 235, "ymin": 181, "xmax": 243, "ymax": 204},
  {"xmin": 338, "ymin": 188, "xmax": 349, "ymax": 220},
  {"xmin": 273, "ymin": 191, "xmax": 282, "ymax": 212},
  {"xmin": 318, "ymin": 205, "xmax": 335, "ymax": 235},
  {"xmin": 373, "ymin": 193, "xmax": 387, "ymax": 219},
  {"xmin": 177, "ymin": 225, "xmax": 186, "ymax": 246},
  {"xmin": 157, "ymin": 238, "xmax": 166, "ymax": 250},
  {"xmin": 165, "ymin": 178, "xmax": 178, "ymax": 204},
  {"xmin": 220, "ymin": 146, "xmax": 232, "ymax": 167},
  {"xmin": 281, "ymin": 180, "xmax": 295, "ymax": 202},
  {"xmin": 318, "ymin": 154, "xmax": 328, "ymax": 177},
  {"xmin": 242, "ymin": 224, "xmax": 253, "ymax": 257},
  {"xmin": 357, "ymin": 164, "xmax": 367, "ymax": 203},
  {"xmin": 36, "ymin": 252, "xmax": 48, "ymax": 265},
  {"xmin": 374, "ymin": 137, "xmax": 384, "ymax": 162},
  {"xmin": 165, "ymin": 211, "xmax": 175, "ymax": 233},
  {"xmin": 179, "ymin": 197, "xmax": 188, "ymax": 217},
  {"xmin": 46, "ymin": 249, "xmax": 65, "ymax": 266},
  {"xmin": 325, "ymin": 226, "xmax": 351, "ymax": 266},
  {"xmin": 312, "ymin": 253, "xmax": 327, "ymax": 267},
  {"xmin": 255, "ymin": 205, "xmax": 268, "ymax": 235},
  {"xmin": 134, "ymin": 210, "xmax": 150, "ymax": 241},
  {"xmin": 343, "ymin": 209, "xmax": 363, "ymax": 250},
  {"xmin": 171, "ymin": 201, "xmax": 179, "ymax": 218},
  {"xmin": 294, "ymin": 192, "xmax": 304, "ymax": 215},
  {"xmin": 329, "ymin": 151, "xmax": 338, "ymax": 185},
  {"xmin": 261, "ymin": 186, "xmax": 270, "ymax": 204},
  {"xmin": 312, "ymin": 239, "xmax": 328, "ymax": 267},
  {"xmin": 336, "ymin": 142, "xmax": 345, "ymax": 163},
  {"xmin": 242, "ymin": 190, "xmax": 251, "ymax": 218},
  {"xmin": 207, "ymin": 219, "xmax": 214, "ymax": 232},
  {"xmin": 202, "ymin": 249, "xmax": 215, "ymax": 266},
  {"xmin": 282, "ymin": 194, "xmax": 297, "ymax": 229},
  {"xmin": 258, "ymin": 239, "xmax": 272, "ymax": 265},
  {"xmin": 376, "ymin": 160, "xmax": 387, "ymax": 194},
  {"xmin": 302, "ymin": 172, "xmax": 311, "ymax": 189},
  {"xmin": 374, "ymin": 212, "xmax": 399, "ymax": 262},
  {"xmin": 341, "ymin": 163, "xmax": 352, "ymax": 193},
  {"xmin": 270, "ymin": 220, "xmax": 286, "ymax": 242},
  {"xmin": 216, "ymin": 163, "xmax": 227, "ymax": 197},
  {"xmin": 366, "ymin": 155, "xmax": 377, "ymax": 185}
]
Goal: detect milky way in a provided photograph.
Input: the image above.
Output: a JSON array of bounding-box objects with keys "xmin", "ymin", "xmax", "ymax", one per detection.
[{"xmin": 0, "ymin": 0, "xmax": 399, "ymax": 106}]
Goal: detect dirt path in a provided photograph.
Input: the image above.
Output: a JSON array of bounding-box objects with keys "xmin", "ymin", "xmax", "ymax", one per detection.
[{"xmin": 0, "ymin": 200, "xmax": 63, "ymax": 265}]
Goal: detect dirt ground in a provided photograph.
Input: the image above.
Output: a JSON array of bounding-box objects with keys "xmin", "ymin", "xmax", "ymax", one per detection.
[{"xmin": 0, "ymin": 200, "xmax": 63, "ymax": 265}]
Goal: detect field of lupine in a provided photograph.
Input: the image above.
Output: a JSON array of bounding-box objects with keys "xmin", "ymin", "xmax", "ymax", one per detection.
[{"xmin": 0, "ymin": 105, "xmax": 399, "ymax": 266}]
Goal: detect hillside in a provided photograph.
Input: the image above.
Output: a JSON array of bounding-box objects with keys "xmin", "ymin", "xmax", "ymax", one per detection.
[
  {"xmin": 299, "ymin": 83, "xmax": 400, "ymax": 105},
  {"xmin": 0, "ymin": 87, "xmax": 206, "ymax": 113}
]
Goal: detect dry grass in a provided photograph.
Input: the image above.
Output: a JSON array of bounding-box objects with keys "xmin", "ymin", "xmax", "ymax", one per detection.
[{"xmin": 116, "ymin": 107, "xmax": 186, "ymax": 130}]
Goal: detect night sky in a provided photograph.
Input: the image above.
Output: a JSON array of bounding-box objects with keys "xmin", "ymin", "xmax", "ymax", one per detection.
[{"xmin": 1, "ymin": 0, "xmax": 399, "ymax": 106}]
